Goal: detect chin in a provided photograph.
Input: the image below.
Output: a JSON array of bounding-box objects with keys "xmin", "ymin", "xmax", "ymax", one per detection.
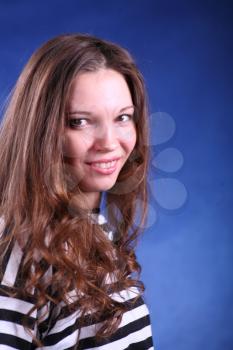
[{"xmin": 80, "ymin": 179, "xmax": 117, "ymax": 192}]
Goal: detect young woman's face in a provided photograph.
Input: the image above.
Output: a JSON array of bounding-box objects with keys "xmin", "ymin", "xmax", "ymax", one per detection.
[{"xmin": 63, "ymin": 68, "xmax": 137, "ymax": 205}]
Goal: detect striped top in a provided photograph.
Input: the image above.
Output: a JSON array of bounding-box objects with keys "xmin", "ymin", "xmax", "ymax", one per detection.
[{"xmin": 0, "ymin": 214, "xmax": 154, "ymax": 349}]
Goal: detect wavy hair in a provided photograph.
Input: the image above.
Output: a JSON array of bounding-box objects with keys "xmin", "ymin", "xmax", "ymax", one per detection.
[{"xmin": 0, "ymin": 34, "xmax": 149, "ymax": 346}]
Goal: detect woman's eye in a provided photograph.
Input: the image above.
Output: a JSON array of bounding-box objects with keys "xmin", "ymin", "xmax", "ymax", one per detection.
[
  {"xmin": 118, "ymin": 114, "xmax": 133, "ymax": 123},
  {"xmin": 68, "ymin": 118, "xmax": 88, "ymax": 128}
]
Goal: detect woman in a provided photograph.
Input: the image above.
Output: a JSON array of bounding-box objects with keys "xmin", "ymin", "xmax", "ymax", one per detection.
[{"xmin": 0, "ymin": 34, "xmax": 154, "ymax": 349}]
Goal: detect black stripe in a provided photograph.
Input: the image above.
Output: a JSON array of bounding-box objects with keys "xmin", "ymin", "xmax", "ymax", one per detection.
[
  {"xmin": 78, "ymin": 314, "xmax": 152, "ymax": 349},
  {"xmin": 0, "ymin": 333, "xmax": 33, "ymax": 349},
  {"xmin": 0, "ymin": 309, "xmax": 36, "ymax": 329},
  {"xmin": 123, "ymin": 336, "xmax": 154, "ymax": 350},
  {"xmin": 43, "ymin": 302, "xmax": 150, "ymax": 347},
  {"xmin": 0, "ymin": 284, "xmax": 36, "ymax": 304},
  {"xmin": 13, "ymin": 248, "xmax": 28, "ymax": 289},
  {"xmin": 51, "ymin": 295, "xmax": 143, "ymax": 337},
  {"xmin": 109, "ymin": 314, "xmax": 151, "ymax": 342}
]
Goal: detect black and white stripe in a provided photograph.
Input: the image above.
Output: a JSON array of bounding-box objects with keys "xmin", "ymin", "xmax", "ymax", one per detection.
[{"xmin": 0, "ymin": 215, "xmax": 154, "ymax": 349}]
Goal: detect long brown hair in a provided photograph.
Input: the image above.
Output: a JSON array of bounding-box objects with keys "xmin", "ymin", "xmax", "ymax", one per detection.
[{"xmin": 0, "ymin": 34, "xmax": 149, "ymax": 345}]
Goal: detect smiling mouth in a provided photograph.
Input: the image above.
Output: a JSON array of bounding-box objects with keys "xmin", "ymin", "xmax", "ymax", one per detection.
[
  {"xmin": 92, "ymin": 160, "xmax": 117, "ymax": 169},
  {"xmin": 86, "ymin": 159, "xmax": 119, "ymax": 175}
]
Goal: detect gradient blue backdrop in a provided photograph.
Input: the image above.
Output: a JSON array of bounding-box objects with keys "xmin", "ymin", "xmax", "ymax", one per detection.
[{"xmin": 0, "ymin": 1, "xmax": 232, "ymax": 349}]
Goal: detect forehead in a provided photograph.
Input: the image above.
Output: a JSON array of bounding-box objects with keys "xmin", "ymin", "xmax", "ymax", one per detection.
[{"xmin": 67, "ymin": 68, "xmax": 133, "ymax": 112}]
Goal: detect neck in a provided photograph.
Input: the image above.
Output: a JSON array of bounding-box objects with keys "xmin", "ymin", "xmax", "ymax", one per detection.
[
  {"xmin": 84, "ymin": 191, "xmax": 101, "ymax": 210},
  {"xmin": 77, "ymin": 191, "xmax": 101, "ymax": 211}
]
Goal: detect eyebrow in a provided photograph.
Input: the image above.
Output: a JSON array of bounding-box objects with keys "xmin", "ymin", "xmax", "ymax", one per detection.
[{"xmin": 68, "ymin": 105, "xmax": 135, "ymax": 116}]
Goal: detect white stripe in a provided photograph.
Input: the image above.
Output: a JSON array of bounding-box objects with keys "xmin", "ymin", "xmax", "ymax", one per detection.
[
  {"xmin": 0, "ymin": 346, "xmax": 18, "ymax": 350},
  {"xmin": 1, "ymin": 241, "xmax": 23, "ymax": 286},
  {"xmin": 110, "ymin": 286, "xmax": 141, "ymax": 302},
  {"xmin": 46, "ymin": 308, "xmax": 82, "ymax": 335},
  {"xmin": 0, "ymin": 216, "xmax": 5, "ymax": 237},
  {"xmin": 37, "ymin": 301, "xmax": 50, "ymax": 323},
  {"xmin": 41, "ymin": 265, "xmax": 53, "ymax": 284},
  {"xmin": 65, "ymin": 288, "xmax": 82, "ymax": 303},
  {"xmin": 0, "ymin": 295, "xmax": 36, "ymax": 316},
  {"xmin": 45, "ymin": 301, "xmax": 149, "ymax": 340},
  {"xmin": 104, "ymin": 271, "xmax": 118, "ymax": 284},
  {"xmin": 40, "ymin": 323, "xmax": 152, "ymax": 350},
  {"xmin": 119, "ymin": 303, "xmax": 150, "ymax": 328},
  {"xmin": 0, "ymin": 320, "xmax": 34, "ymax": 342}
]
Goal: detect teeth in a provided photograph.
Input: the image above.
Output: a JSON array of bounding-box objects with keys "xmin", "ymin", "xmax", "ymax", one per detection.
[{"xmin": 94, "ymin": 161, "xmax": 116, "ymax": 169}]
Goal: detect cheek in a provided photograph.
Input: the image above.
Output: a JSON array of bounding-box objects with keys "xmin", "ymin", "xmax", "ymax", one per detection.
[
  {"xmin": 63, "ymin": 134, "xmax": 86, "ymax": 160},
  {"xmin": 125, "ymin": 127, "xmax": 137, "ymax": 154}
]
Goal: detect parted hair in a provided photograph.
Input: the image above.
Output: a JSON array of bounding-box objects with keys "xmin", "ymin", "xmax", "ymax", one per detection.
[{"xmin": 0, "ymin": 33, "xmax": 149, "ymax": 346}]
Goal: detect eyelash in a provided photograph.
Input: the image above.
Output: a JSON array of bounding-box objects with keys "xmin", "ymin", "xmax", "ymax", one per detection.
[
  {"xmin": 117, "ymin": 114, "xmax": 133, "ymax": 122},
  {"xmin": 67, "ymin": 114, "xmax": 134, "ymax": 129},
  {"xmin": 68, "ymin": 118, "xmax": 88, "ymax": 128}
]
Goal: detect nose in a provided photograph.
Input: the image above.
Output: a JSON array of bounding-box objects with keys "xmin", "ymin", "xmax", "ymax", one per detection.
[{"xmin": 93, "ymin": 123, "xmax": 117, "ymax": 152}]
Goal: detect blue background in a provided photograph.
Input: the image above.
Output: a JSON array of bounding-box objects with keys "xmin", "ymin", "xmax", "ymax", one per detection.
[{"xmin": 0, "ymin": 1, "xmax": 232, "ymax": 349}]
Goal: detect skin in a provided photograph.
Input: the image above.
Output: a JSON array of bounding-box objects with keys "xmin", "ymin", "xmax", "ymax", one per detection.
[{"xmin": 63, "ymin": 68, "xmax": 137, "ymax": 209}]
